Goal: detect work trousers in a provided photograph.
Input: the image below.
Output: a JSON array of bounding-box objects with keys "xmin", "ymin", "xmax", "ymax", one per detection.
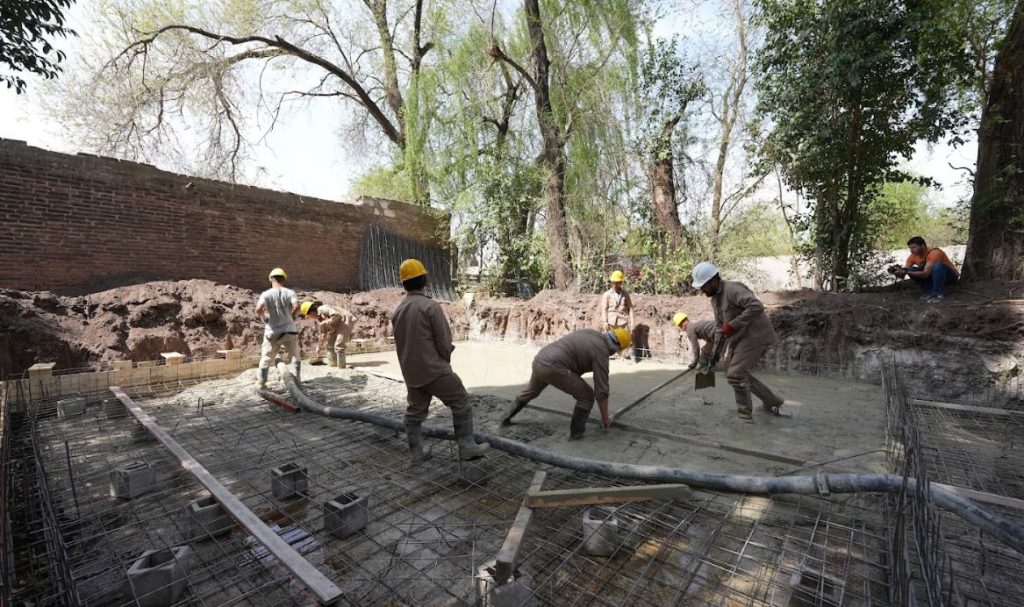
[
  {"xmin": 405, "ymin": 373, "xmax": 471, "ymax": 424},
  {"xmin": 259, "ymin": 333, "xmax": 300, "ymax": 370},
  {"xmin": 323, "ymin": 323, "xmax": 354, "ymax": 356},
  {"xmin": 723, "ymin": 341, "xmax": 770, "ymax": 392},
  {"xmin": 516, "ymin": 361, "xmax": 595, "ymax": 411}
]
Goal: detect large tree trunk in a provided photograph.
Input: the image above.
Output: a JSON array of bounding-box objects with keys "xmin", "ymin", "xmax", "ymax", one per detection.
[
  {"xmin": 525, "ymin": 0, "xmax": 573, "ymax": 289},
  {"xmin": 963, "ymin": 1, "xmax": 1024, "ymax": 281},
  {"xmin": 650, "ymin": 116, "xmax": 685, "ymax": 249}
]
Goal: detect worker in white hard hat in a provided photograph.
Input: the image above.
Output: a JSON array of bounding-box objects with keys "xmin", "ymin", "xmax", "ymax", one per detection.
[
  {"xmin": 392, "ymin": 259, "xmax": 489, "ymax": 464},
  {"xmin": 501, "ymin": 328, "xmax": 632, "ymax": 439},
  {"xmin": 300, "ymin": 301, "xmax": 357, "ymax": 368},
  {"xmin": 256, "ymin": 268, "xmax": 301, "ymax": 390},
  {"xmin": 672, "ymin": 312, "xmax": 720, "ymax": 370},
  {"xmin": 597, "ymin": 270, "xmax": 634, "ymax": 332},
  {"xmin": 691, "ymin": 262, "xmax": 784, "ymax": 421}
]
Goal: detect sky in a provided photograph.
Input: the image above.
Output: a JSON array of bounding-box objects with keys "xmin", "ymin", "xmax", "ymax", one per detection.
[{"xmin": 0, "ymin": 0, "xmax": 978, "ymax": 208}]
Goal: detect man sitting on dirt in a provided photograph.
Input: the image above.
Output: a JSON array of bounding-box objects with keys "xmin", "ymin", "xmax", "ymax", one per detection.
[
  {"xmin": 300, "ymin": 301, "xmax": 357, "ymax": 368},
  {"xmin": 392, "ymin": 259, "xmax": 489, "ymax": 464},
  {"xmin": 673, "ymin": 312, "xmax": 719, "ymax": 370},
  {"xmin": 889, "ymin": 236, "xmax": 960, "ymax": 303},
  {"xmin": 691, "ymin": 262, "xmax": 784, "ymax": 422},
  {"xmin": 256, "ymin": 267, "xmax": 301, "ymax": 390},
  {"xmin": 501, "ymin": 328, "xmax": 632, "ymax": 440}
]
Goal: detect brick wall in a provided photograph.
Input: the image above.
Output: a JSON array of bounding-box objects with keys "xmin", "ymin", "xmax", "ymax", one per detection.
[{"xmin": 0, "ymin": 139, "xmax": 448, "ymax": 294}]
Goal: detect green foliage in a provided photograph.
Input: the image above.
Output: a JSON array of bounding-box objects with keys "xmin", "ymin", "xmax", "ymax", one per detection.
[
  {"xmin": 0, "ymin": 0, "xmax": 76, "ymax": 93},
  {"xmin": 756, "ymin": 0, "xmax": 968, "ymax": 291},
  {"xmin": 718, "ymin": 203, "xmax": 794, "ymax": 260},
  {"xmin": 350, "ymin": 164, "xmax": 415, "ymax": 204}
]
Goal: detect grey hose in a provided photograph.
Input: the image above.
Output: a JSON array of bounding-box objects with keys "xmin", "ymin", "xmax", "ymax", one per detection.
[{"xmin": 275, "ymin": 364, "xmax": 1024, "ymax": 554}]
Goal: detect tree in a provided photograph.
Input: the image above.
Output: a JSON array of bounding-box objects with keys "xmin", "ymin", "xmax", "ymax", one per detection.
[
  {"xmin": 756, "ymin": 0, "xmax": 963, "ymax": 291},
  {"xmin": 0, "ymin": 0, "xmax": 76, "ymax": 93},
  {"xmin": 963, "ymin": 0, "xmax": 1024, "ymax": 280},
  {"xmin": 49, "ymin": 0, "xmax": 439, "ymax": 199}
]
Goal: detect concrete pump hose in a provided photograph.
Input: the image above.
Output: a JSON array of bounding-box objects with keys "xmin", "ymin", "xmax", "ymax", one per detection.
[{"xmin": 275, "ymin": 363, "xmax": 1024, "ymax": 554}]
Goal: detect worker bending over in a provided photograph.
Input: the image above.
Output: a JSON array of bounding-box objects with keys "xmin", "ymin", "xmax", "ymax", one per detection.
[
  {"xmin": 673, "ymin": 312, "xmax": 719, "ymax": 369},
  {"xmin": 691, "ymin": 262, "xmax": 783, "ymax": 421},
  {"xmin": 392, "ymin": 259, "xmax": 489, "ymax": 463},
  {"xmin": 256, "ymin": 267, "xmax": 301, "ymax": 390},
  {"xmin": 501, "ymin": 328, "xmax": 631, "ymax": 439},
  {"xmin": 300, "ymin": 301, "xmax": 357, "ymax": 368}
]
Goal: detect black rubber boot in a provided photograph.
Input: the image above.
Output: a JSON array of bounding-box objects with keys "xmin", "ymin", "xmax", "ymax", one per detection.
[
  {"xmin": 453, "ymin": 410, "xmax": 490, "ymax": 460},
  {"xmin": 735, "ymin": 389, "xmax": 754, "ymax": 423},
  {"xmin": 569, "ymin": 407, "xmax": 589, "ymax": 440},
  {"xmin": 749, "ymin": 375, "xmax": 784, "ymax": 414},
  {"xmin": 405, "ymin": 421, "xmax": 432, "ymax": 464},
  {"xmin": 500, "ymin": 398, "xmax": 527, "ymax": 426}
]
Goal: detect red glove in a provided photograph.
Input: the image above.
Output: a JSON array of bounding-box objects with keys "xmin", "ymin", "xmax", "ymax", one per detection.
[{"xmin": 721, "ymin": 323, "xmax": 735, "ymax": 336}]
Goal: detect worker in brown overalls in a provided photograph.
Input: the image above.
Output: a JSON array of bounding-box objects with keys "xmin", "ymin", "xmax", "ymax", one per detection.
[
  {"xmin": 691, "ymin": 262, "xmax": 784, "ymax": 422},
  {"xmin": 300, "ymin": 301, "xmax": 357, "ymax": 368},
  {"xmin": 392, "ymin": 259, "xmax": 489, "ymax": 463},
  {"xmin": 501, "ymin": 328, "xmax": 632, "ymax": 439},
  {"xmin": 673, "ymin": 312, "xmax": 719, "ymax": 369}
]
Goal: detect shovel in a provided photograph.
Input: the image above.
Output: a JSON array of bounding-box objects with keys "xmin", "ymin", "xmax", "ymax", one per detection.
[{"xmin": 695, "ymin": 337, "xmax": 728, "ymax": 390}]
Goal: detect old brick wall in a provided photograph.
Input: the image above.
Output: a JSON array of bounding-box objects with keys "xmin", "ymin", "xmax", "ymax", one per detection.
[{"xmin": 0, "ymin": 139, "xmax": 448, "ymax": 294}]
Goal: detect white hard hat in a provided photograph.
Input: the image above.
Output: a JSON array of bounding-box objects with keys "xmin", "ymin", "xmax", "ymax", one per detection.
[{"xmin": 691, "ymin": 261, "xmax": 719, "ymax": 288}]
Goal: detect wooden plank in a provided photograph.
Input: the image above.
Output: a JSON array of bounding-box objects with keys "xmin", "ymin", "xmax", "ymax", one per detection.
[
  {"xmin": 910, "ymin": 398, "xmax": 1024, "ymax": 417},
  {"xmin": 524, "ymin": 483, "xmax": 692, "ymax": 509},
  {"xmin": 110, "ymin": 387, "xmax": 342, "ymax": 605},
  {"xmin": 610, "ymin": 369, "xmax": 692, "ymax": 422},
  {"xmin": 494, "ymin": 471, "xmax": 547, "ymax": 586}
]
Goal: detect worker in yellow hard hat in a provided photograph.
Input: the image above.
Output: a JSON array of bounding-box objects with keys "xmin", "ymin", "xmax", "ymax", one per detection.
[
  {"xmin": 300, "ymin": 301, "xmax": 358, "ymax": 368},
  {"xmin": 597, "ymin": 269, "xmax": 634, "ymax": 333},
  {"xmin": 501, "ymin": 327, "xmax": 631, "ymax": 439},
  {"xmin": 673, "ymin": 311, "xmax": 720, "ymax": 370},
  {"xmin": 392, "ymin": 259, "xmax": 489, "ymax": 463},
  {"xmin": 256, "ymin": 268, "xmax": 301, "ymax": 390}
]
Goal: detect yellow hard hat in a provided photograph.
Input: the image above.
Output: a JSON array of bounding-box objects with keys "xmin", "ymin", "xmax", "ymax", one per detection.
[
  {"xmin": 609, "ymin": 270, "xmax": 625, "ymax": 283},
  {"xmin": 269, "ymin": 267, "xmax": 287, "ymax": 280},
  {"xmin": 300, "ymin": 301, "xmax": 316, "ymax": 317},
  {"xmin": 611, "ymin": 327, "xmax": 632, "ymax": 352},
  {"xmin": 399, "ymin": 259, "xmax": 428, "ymax": 282},
  {"xmin": 672, "ymin": 312, "xmax": 688, "ymax": 326}
]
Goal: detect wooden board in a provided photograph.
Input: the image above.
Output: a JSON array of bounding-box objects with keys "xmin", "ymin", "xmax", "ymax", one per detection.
[
  {"xmin": 524, "ymin": 483, "xmax": 692, "ymax": 509},
  {"xmin": 494, "ymin": 471, "xmax": 547, "ymax": 585}
]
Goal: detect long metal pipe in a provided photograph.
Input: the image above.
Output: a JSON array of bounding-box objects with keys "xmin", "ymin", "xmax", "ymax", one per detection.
[{"xmin": 275, "ymin": 364, "xmax": 1024, "ymax": 554}]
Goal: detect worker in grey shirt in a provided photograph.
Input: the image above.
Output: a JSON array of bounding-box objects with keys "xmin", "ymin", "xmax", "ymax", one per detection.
[
  {"xmin": 673, "ymin": 312, "xmax": 719, "ymax": 369},
  {"xmin": 256, "ymin": 267, "xmax": 301, "ymax": 390},
  {"xmin": 392, "ymin": 259, "xmax": 489, "ymax": 463},
  {"xmin": 501, "ymin": 327, "xmax": 631, "ymax": 439}
]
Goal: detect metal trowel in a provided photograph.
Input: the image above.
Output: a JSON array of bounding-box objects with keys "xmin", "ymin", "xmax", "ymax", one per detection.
[{"xmin": 695, "ymin": 337, "xmax": 727, "ymax": 390}]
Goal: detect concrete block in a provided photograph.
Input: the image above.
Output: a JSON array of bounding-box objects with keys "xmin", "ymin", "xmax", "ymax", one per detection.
[
  {"xmin": 28, "ymin": 362, "xmax": 56, "ymax": 377},
  {"xmin": 217, "ymin": 349, "xmax": 241, "ymax": 360},
  {"xmin": 161, "ymin": 352, "xmax": 186, "ymax": 365},
  {"xmin": 57, "ymin": 396, "xmax": 87, "ymax": 419},
  {"xmin": 323, "ymin": 493, "xmax": 369, "ymax": 539},
  {"xmin": 126, "ymin": 546, "xmax": 192, "ymax": 607},
  {"xmin": 458, "ymin": 460, "xmax": 491, "ymax": 487},
  {"xmin": 110, "ymin": 461, "xmax": 156, "ymax": 499},
  {"xmin": 186, "ymin": 495, "xmax": 232, "ymax": 540},
  {"xmin": 113, "ymin": 360, "xmax": 134, "ymax": 371},
  {"xmin": 788, "ymin": 568, "xmax": 842, "ymax": 607},
  {"xmin": 271, "ymin": 463, "xmax": 308, "ymax": 500},
  {"xmin": 476, "ymin": 559, "xmax": 534, "ymax": 607}
]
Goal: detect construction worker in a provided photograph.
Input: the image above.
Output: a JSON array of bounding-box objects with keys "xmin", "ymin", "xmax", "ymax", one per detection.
[
  {"xmin": 673, "ymin": 312, "xmax": 719, "ymax": 369},
  {"xmin": 256, "ymin": 268, "xmax": 301, "ymax": 390},
  {"xmin": 889, "ymin": 236, "xmax": 960, "ymax": 303},
  {"xmin": 597, "ymin": 270, "xmax": 634, "ymax": 332},
  {"xmin": 691, "ymin": 262, "xmax": 783, "ymax": 422},
  {"xmin": 501, "ymin": 328, "xmax": 632, "ymax": 439},
  {"xmin": 392, "ymin": 259, "xmax": 489, "ymax": 463},
  {"xmin": 300, "ymin": 301, "xmax": 357, "ymax": 368}
]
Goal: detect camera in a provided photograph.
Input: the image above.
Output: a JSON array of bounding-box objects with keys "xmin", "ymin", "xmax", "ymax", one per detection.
[{"xmin": 887, "ymin": 264, "xmax": 903, "ymax": 275}]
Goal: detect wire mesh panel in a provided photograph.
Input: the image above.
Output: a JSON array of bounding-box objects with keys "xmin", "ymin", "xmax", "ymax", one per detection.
[{"xmin": 359, "ymin": 224, "xmax": 456, "ymax": 301}]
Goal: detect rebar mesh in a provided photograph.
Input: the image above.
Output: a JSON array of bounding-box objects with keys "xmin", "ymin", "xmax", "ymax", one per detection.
[{"xmin": 360, "ymin": 224, "xmax": 456, "ymax": 301}]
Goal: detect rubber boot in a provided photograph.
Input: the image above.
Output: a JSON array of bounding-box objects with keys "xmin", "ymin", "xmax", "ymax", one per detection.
[
  {"xmin": 257, "ymin": 367, "xmax": 269, "ymax": 391},
  {"xmin": 749, "ymin": 375, "xmax": 784, "ymax": 414},
  {"xmin": 569, "ymin": 406, "xmax": 589, "ymax": 440},
  {"xmin": 326, "ymin": 351, "xmax": 338, "ymax": 368},
  {"xmin": 500, "ymin": 397, "xmax": 527, "ymax": 426},
  {"xmin": 453, "ymin": 410, "xmax": 490, "ymax": 460},
  {"xmin": 734, "ymin": 388, "xmax": 754, "ymax": 423},
  {"xmin": 337, "ymin": 352, "xmax": 347, "ymax": 369},
  {"xmin": 405, "ymin": 421, "xmax": 432, "ymax": 464},
  {"xmin": 292, "ymin": 360, "xmax": 302, "ymax": 386}
]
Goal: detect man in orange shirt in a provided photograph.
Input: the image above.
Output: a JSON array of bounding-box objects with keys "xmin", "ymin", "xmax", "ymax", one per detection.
[{"xmin": 892, "ymin": 236, "xmax": 960, "ymax": 302}]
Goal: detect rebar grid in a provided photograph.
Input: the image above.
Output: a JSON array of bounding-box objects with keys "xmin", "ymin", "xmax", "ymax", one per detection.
[
  {"xmin": 360, "ymin": 224, "xmax": 456, "ymax": 301},
  {"xmin": 6, "ymin": 370, "xmax": 898, "ymax": 606}
]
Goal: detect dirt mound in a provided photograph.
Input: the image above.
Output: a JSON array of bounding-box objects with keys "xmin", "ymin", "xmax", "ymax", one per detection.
[{"xmin": 0, "ymin": 281, "xmax": 469, "ymax": 375}]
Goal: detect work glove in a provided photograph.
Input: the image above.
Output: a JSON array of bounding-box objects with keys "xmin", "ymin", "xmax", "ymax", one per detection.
[{"xmin": 720, "ymin": 323, "xmax": 735, "ymax": 336}]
